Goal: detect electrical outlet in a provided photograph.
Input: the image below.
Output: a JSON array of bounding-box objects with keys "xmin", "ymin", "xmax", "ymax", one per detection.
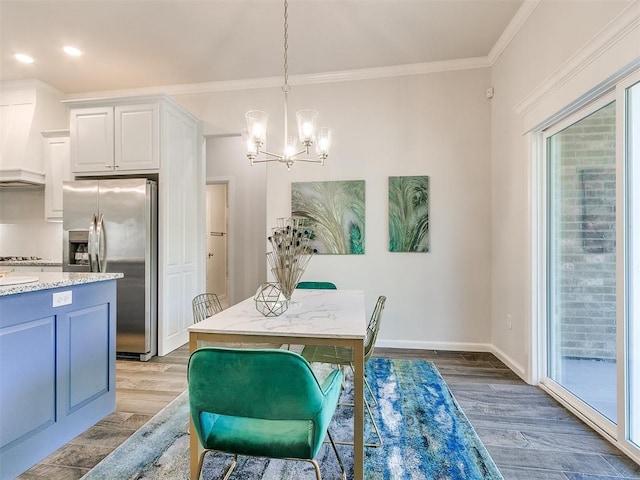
[
  {"xmin": 506, "ymin": 313, "xmax": 512, "ymax": 330},
  {"xmin": 53, "ymin": 290, "xmax": 72, "ymax": 307}
]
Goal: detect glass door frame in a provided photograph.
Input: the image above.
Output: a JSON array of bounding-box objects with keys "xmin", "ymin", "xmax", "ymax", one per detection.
[{"xmin": 620, "ymin": 69, "xmax": 640, "ymax": 457}]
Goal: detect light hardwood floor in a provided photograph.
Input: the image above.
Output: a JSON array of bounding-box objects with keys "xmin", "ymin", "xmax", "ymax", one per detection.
[{"xmin": 17, "ymin": 346, "xmax": 640, "ymax": 480}]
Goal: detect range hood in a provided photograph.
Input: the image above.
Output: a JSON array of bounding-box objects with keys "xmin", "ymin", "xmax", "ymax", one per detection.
[
  {"xmin": 0, "ymin": 170, "xmax": 46, "ymax": 187},
  {"xmin": 0, "ymin": 80, "xmax": 67, "ymax": 187}
]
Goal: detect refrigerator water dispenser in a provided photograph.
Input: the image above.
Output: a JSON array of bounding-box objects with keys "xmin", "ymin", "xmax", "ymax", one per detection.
[{"xmin": 68, "ymin": 231, "xmax": 89, "ymax": 266}]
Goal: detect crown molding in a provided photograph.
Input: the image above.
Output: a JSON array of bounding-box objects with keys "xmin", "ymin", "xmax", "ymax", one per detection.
[
  {"xmin": 64, "ymin": 57, "xmax": 490, "ymax": 100},
  {"xmin": 488, "ymin": 0, "xmax": 540, "ymax": 66},
  {"xmin": 514, "ymin": 0, "xmax": 640, "ymax": 117}
]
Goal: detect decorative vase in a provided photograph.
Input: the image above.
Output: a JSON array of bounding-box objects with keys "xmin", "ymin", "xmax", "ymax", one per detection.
[{"xmin": 254, "ymin": 282, "xmax": 289, "ymax": 317}]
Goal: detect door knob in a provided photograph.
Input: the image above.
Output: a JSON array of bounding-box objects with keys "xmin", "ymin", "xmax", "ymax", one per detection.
[{"xmin": 208, "ymin": 253, "xmax": 214, "ymax": 258}]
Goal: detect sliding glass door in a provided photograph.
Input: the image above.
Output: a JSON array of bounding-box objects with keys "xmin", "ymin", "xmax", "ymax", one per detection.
[
  {"xmin": 542, "ymin": 71, "xmax": 640, "ymax": 462},
  {"xmin": 546, "ymin": 99, "xmax": 618, "ymax": 424}
]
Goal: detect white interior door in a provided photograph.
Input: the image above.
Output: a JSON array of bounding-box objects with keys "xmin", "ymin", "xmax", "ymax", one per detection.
[{"xmin": 206, "ymin": 184, "xmax": 228, "ymax": 302}]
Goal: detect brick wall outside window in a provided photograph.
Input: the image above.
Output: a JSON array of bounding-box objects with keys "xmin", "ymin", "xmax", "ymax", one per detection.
[{"xmin": 551, "ymin": 102, "xmax": 616, "ymax": 360}]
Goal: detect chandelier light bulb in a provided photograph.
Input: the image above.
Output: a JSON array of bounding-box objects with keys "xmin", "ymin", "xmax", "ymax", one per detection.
[
  {"xmin": 302, "ymin": 122, "xmax": 313, "ymax": 138},
  {"xmin": 246, "ymin": 110, "xmax": 268, "ymax": 147},
  {"xmin": 316, "ymin": 128, "xmax": 333, "ymax": 160},
  {"xmin": 296, "ymin": 109, "xmax": 318, "ymax": 146},
  {"xmin": 242, "ymin": 129, "xmax": 259, "ymax": 162},
  {"xmin": 285, "ymin": 136, "xmax": 297, "ymax": 158},
  {"xmin": 252, "ymin": 123, "xmax": 264, "ymax": 139}
]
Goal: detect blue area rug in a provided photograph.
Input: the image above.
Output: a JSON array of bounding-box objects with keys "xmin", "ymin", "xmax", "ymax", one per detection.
[{"xmin": 83, "ymin": 358, "xmax": 503, "ymax": 480}]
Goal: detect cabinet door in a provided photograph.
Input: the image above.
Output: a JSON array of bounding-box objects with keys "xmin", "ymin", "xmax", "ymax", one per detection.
[
  {"xmin": 44, "ymin": 136, "xmax": 71, "ymax": 221},
  {"xmin": 70, "ymin": 107, "xmax": 114, "ymax": 173},
  {"xmin": 115, "ymin": 103, "xmax": 159, "ymax": 171}
]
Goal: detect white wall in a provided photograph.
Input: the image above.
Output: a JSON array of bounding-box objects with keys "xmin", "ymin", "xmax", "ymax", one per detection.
[
  {"xmin": 177, "ymin": 67, "xmax": 494, "ymax": 350},
  {"xmin": 490, "ymin": 0, "xmax": 637, "ymax": 379},
  {"xmin": 0, "ymin": 187, "xmax": 62, "ymax": 260}
]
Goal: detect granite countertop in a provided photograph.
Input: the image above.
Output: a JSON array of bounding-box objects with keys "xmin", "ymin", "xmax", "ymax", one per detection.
[
  {"xmin": 0, "ymin": 272, "xmax": 124, "ymax": 296},
  {"xmin": 0, "ymin": 260, "xmax": 63, "ymax": 267}
]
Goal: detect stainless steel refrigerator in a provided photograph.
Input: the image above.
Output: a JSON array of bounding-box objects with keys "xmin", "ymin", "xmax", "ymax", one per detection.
[{"xmin": 63, "ymin": 178, "xmax": 157, "ymax": 361}]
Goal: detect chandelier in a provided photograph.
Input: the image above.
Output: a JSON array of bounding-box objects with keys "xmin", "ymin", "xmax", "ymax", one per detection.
[{"xmin": 243, "ymin": 0, "xmax": 333, "ymax": 170}]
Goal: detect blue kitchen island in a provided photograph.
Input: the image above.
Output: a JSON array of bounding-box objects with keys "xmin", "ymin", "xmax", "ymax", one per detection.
[{"xmin": 0, "ymin": 272, "xmax": 123, "ymax": 479}]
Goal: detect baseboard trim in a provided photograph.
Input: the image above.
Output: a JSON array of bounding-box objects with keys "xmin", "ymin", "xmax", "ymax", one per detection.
[
  {"xmin": 376, "ymin": 339, "xmax": 529, "ymax": 383},
  {"xmin": 489, "ymin": 345, "xmax": 528, "ymax": 383},
  {"xmin": 376, "ymin": 339, "xmax": 493, "ymax": 353}
]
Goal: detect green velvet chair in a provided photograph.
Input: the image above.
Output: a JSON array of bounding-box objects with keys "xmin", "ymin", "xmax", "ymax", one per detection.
[
  {"xmin": 188, "ymin": 347, "xmax": 346, "ymax": 480},
  {"xmin": 301, "ymin": 295, "xmax": 386, "ymax": 447},
  {"xmin": 296, "ymin": 281, "xmax": 338, "ymax": 290}
]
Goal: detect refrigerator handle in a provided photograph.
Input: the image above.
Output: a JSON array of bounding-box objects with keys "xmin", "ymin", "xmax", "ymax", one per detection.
[
  {"xmin": 88, "ymin": 213, "xmax": 99, "ymax": 272},
  {"xmin": 96, "ymin": 213, "xmax": 107, "ymax": 272}
]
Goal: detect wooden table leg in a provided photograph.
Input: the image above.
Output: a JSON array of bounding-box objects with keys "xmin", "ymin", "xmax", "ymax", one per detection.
[{"xmin": 352, "ymin": 339, "xmax": 364, "ymax": 480}]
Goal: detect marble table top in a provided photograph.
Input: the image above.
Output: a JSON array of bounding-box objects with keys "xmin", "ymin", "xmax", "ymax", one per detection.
[
  {"xmin": 0, "ymin": 272, "xmax": 124, "ymax": 296},
  {"xmin": 188, "ymin": 289, "xmax": 366, "ymax": 340}
]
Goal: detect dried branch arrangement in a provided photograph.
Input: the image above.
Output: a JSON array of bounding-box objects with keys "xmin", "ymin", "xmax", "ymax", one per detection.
[{"xmin": 266, "ymin": 217, "xmax": 316, "ymax": 299}]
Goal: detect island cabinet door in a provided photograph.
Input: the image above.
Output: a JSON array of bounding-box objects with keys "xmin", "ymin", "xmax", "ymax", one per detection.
[
  {"xmin": 57, "ymin": 297, "xmax": 113, "ymax": 417},
  {"xmin": 0, "ymin": 313, "xmax": 56, "ymax": 465},
  {"xmin": 0, "ymin": 281, "xmax": 117, "ymax": 480}
]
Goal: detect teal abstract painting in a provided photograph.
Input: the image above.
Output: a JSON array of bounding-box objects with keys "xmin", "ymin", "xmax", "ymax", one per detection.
[
  {"xmin": 389, "ymin": 175, "xmax": 430, "ymax": 252},
  {"xmin": 291, "ymin": 180, "xmax": 365, "ymax": 254}
]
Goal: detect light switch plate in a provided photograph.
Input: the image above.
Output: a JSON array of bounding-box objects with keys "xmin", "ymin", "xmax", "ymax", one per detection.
[{"xmin": 53, "ymin": 290, "xmax": 72, "ymax": 307}]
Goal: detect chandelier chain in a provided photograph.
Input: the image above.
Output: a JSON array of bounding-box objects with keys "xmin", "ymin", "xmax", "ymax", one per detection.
[{"xmin": 282, "ymin": 0, "xmax": 290, "ymax": 93}]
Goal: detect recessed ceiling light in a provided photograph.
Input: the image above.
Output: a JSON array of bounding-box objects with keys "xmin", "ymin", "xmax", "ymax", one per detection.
[
  {"xmin": 63, "ymin": 46, "xmax": 82, "ymax": 56},
  {"xmin": 15, "ymin": 53, "xmax": 34, "ymax": 64}
]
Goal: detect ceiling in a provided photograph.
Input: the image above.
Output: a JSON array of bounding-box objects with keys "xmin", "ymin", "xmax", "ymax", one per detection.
[{"xmin": 0, "ymin": 0, "xmax": 524, "ymax": 95}]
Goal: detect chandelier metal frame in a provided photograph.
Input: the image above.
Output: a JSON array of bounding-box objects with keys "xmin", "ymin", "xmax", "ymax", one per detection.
[{"xmin": 244, "ymin": 0, "xmax": 333, "ymax": 169}]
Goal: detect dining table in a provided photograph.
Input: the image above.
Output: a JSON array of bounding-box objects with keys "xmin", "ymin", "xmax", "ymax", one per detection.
[{"xmin": 187, "ymin": 288, "xmax": 367, "ymax": 480}]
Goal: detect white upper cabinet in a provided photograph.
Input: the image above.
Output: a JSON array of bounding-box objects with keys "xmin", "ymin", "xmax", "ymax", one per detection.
[
  {"xmin": 116, "ymin": 104, "xmax": 159, "ymax": 171},
  {"xmin": 69, "ymin": 101, "xmax": 159, "ymax": 174},
  {"xmin": 70, "ymin": 107, "xmax": 113, "ymax": 173},
  {"xmin": 42, "ymin": 130, "xmax": 71, "ymax": 221}
]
